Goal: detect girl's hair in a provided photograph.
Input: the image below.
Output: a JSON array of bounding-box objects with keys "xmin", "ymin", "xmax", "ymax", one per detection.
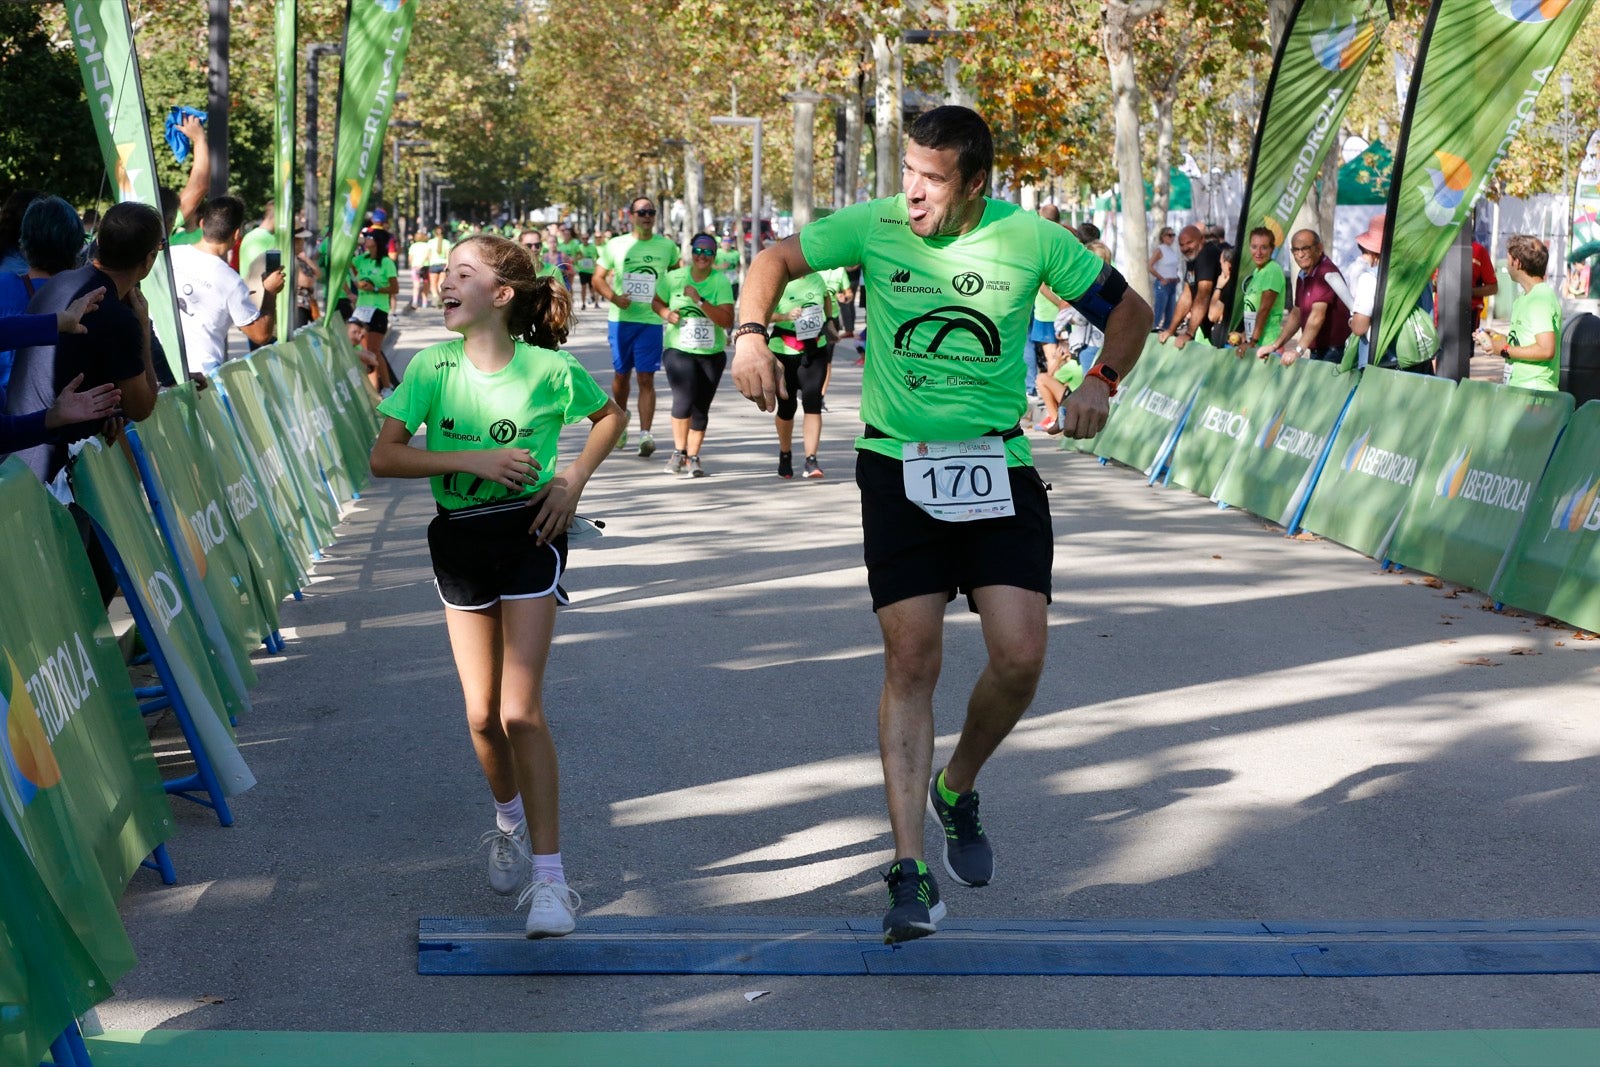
[
  {"xmin": 365, "ymin": 228, "xmax": 391, "ymax": 262},
  {"xmin": 1085, "ymin": 240, "xmax": 1112, "ymax": 265},
  {"xmin": 455, "ymin": 234, "xmax": 572, "ymax": 348}
]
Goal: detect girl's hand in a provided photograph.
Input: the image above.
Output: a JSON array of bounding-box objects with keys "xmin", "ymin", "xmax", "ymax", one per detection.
[
  {"xmin": 463, "ymin": 447, "xmax": 540, "ymax": 491},
  {"xmin": 527, "ymin": 475, "xmax": 578, "ymax": 545},
  {"xmin": 667, "ymin": 310, "xmax": 681, "ymax": 325},
  {"xmin": 358, "ymin": 279, "xmax": 376, "ymax": 292}
]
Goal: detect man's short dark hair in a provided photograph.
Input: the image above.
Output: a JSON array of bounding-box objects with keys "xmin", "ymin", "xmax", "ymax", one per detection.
[
  {"xmin": 631, "ymin": 196, "xmax": 655, "ymax": 212},
  {"xmin": 1507, "ymin": 234, "xmax": 1548, "ymax": 277},
  {"xmin": 1248, "ymin": 226, "xmax": 1276, "ymax": 248},
  {"xmin": 199, "ymin": 195, "xmax": 246, "ymax": 243},
  {"xmin": 96, "ymin": 202, "xmax": 164, "ymax": 270},
  {"xmin": 906, "ymin": 106, "xmax": 993, "ymax": 190},
  {"xmin": 19, "ymin": 196, "xmax": 84, "ymax": 274},
  {"xmin": 1075, "ymin": 222, "xmax": 1102, "ymax": 242}
]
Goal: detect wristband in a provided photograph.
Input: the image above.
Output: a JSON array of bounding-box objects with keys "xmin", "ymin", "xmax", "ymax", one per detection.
[
  {"xmin": 732, "ymin": 322, "xmax": 768, "ymax": 341},
  {"xmin": 1086, "ymin": 363, "xmax": 1120, "ymax": 396}
]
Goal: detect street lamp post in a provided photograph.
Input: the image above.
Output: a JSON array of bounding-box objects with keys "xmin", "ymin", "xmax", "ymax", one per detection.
[
  {"xmin": 1562, "ymin": 72, "xmax": 1575, "ymax": 287},
  {"xmin": 711, "ymin": 115, "xmax": 762, "ymax": 279}
]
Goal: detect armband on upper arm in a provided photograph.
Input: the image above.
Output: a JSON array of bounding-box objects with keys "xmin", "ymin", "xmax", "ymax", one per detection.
[{"xmin": 1065, "ymin": 264, "xmax": 1129, "ymax": 332}]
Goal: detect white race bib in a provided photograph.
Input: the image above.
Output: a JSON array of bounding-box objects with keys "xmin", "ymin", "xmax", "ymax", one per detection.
[
  {"xmin": 622, "ymin": 272, "xmax": 656, "ymax": 301},
  {"xmin": 901, "ymin": 438, "xmax": 1015, "ymax": 522},
  {"xmin": 680, "ymin": 313, "xmax": 716, "ymax": 349},
  {"xmin": 793, "ymin": 304, "xmax": 825, "ymax": 341},
  {"xmin": 1242, "ymin": 311, "xmax": 1257, "ymax": 337}
]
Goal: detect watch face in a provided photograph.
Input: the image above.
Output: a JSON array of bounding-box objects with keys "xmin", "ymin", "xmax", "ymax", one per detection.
[{"xmin": 1096, "ymin": 364, "xmax": 1119, "ymax": 382}]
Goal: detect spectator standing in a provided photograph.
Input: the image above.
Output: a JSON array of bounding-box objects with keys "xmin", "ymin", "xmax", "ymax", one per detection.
[
  {"xmin": 1258, "ymin": 229, "xmax": 1353, "ymax": 364},
  {"xmin": 1494, "ymin": 235, "xmax": 1561, "ymax": 392},
  {"xmin": 169, "ymin": 196, "xmax": 285, "ymax": 375},
  {"xmin": 1237, "ymin": 226, "xmax": 1286, "ymax": 355},
  {"xmin": 1148, "ymin": 227, "xmax": 1181, "ymax": 332},
  {"xmin": 1, "ymin": 196, "xmax": 89, "ymax": 404}
]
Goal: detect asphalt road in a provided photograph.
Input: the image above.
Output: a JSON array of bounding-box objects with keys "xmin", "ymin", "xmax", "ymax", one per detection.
[{"xmin": 105, "ymin": 304, "xmax": 1600, "ymax": 1037}]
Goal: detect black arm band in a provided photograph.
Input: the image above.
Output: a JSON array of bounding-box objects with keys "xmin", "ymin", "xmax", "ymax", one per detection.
[{"xmin": 1066, "ymin": 264, "xmax": 1130, "ymax": 333}]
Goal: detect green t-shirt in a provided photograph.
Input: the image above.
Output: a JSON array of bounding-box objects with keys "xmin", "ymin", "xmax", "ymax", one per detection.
[
  {"xmin": 799, "ymin": 194, "xmax": 1105, "ymax": 466},
  {"xmin": 558, "ymin": 239, "xmax": 581, "ymax": 262},
  {"xmin": 376, "ymin": 338, "xmax": 608, "ymax": 510},
  {"xmin": 428, "ymin": 236, "xmax": 452, "ymax": 267},
  {"xmin": 1241, "ymin": 259, "xmax": 1287, "ymax": 344},
  {"xmin": 238, "ymin": 225, "xmax": 276, "ymax": 277},
  {"xmin": 536, "ymin": 259, "xmax": 568, "ymax": 288},
  {"xmin": 820, "ymin": 266, "xmax": 851, "ymax": 296},
  {"xmin": 657, "ymin": 267, "xmax": 734, "ymax": 354},
  {"xmin": 1032, "ymin": 286, "xmax": 1060, "ymax": 323},
  {"xmin": 407, "ymin": 240, "xmax": 431, "ymax": 270},
  {"xmin": 1505, "ymin": 282, "xmax": 1561, "ymax": 391},
  {"xmin": 714, "ymin": 247, "xmax": 741, "ymax": 278},
  {"xmin": 767, "ymin": 273, "xmax": 832, "ymax": 355},
  {"xmin": 353, "ymin": 254, "xmax": 398, "ymax": 311},
  {"xmin": 576, "ymin": 243, "xmax": 597, "ymax": 272},
  {"xmin": 598, "ymin": 232, "xmax": 681, "ymax": 323}
]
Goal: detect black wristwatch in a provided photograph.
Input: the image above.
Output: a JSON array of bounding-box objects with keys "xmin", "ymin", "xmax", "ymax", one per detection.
[{"xmin": 732, "ymin": 322, "xmax": 768, "ymax": 341}]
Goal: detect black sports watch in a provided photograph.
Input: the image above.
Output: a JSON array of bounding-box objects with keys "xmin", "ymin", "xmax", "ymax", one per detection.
[{"xmin": 1086, "ymin": 363, "xmax": 1120, "ymax": 395}]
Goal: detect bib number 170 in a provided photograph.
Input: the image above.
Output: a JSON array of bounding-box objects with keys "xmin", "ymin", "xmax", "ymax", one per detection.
[{"xmin": 900, "ymin": 438, "xmax": 1016, "ymax": 522}]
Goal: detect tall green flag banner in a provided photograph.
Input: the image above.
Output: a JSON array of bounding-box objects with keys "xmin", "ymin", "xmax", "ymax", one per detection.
[
  {"xmin": 217, "ymin": 362, "xmax": 319, "ymax": 568},
  {"xmin": 1093, "ymin": 340, "xmax": 1214, "ymax": 477},
  {"xmin": 1230, "ymin": 0, "xmax": 1391, "ymax": 329},
  {"xmin": 1211, "ymin": 359, "xmax": 1357, "ymax": 526},
  {"xmin": 190, "ymin": 384, "xmax": 306, "ymax": 621},
  {"xmin": 1300, "ymin": 368, "xmax": 1457, "ymax": 558},
  {"xmin": 140, "ymin": 390, "xmax": 267, "ymax": 673},
  {"xmin": 0, "ymin": 818, "xmax": 115, "ymax": 1067},
  {"xmin": 275, "ymin": 0, "xmax": 299, "ymax": 343},
  {"xmin": 1167, "ymin": 351, "xmax": 1281, "ymax": 497},
  {"xmin": 326, "ymin": 0, "xmax": 418, "ymax": 302},
  {"xmin": 248, "ymin": 347, "xmax": 340, "ymax": 546},
  {"xmin": 316, "ymin": 312, "xmax": 384, "ymax": 437},
  {"xmin": 1388, "ymin": 380, "xmax": 1573, "ymax": 590},
  {"xmin": 66, "ymin": 0, "xmax": 189, "ymax": 376},
  {"xmin": 1494, "ymin": 400, "xmax": 1600, "ymax": 632},
  {"xmin": 298, "ymin": 326, "xmax": 377, "ymax": 487},
  {"xmin": 1373, "ymin": 0, "xmax": 1597, "ymax": 360},
  {"xmin": 0, "ymin": 458, "xmax": 170, "ymax": 985},
  {"xmin": 70, "ymin": 440, "xmax": 258, "ymax": 799}
]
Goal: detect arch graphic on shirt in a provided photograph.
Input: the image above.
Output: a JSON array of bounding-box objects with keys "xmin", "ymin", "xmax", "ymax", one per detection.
[{"xmin": 893, "ymin": 307, "xmax": 1001, "ymax": 357}]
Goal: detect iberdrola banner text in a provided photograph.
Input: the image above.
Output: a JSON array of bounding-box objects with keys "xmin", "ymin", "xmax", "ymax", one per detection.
[
  {"xmin": 66, "ymin": 0, "xmax": 190, "ymax": 376},
  {"xmin": 326, "ymin": 0, "xmax": 417, "ymax": 303},
  {"xmin": 1373, "ymin": 0, "xmax": 1597, "ymax": 359},
  {"xmin": 1231, "ymin": 0, "xmax": 1391, "ymax": 329}
]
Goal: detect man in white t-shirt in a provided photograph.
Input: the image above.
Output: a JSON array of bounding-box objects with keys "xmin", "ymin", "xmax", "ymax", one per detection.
[{"xmin": 170, "ymin": 195, "xmax": 284, "ymax": 374}]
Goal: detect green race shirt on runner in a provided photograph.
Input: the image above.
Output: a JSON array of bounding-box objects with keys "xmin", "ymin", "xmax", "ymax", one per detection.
[
  {"xmin": 353, "ymin": 253, "xmax": 398, "ymax": 311},
  {"xmin": 800, "ymin": 194, "xmax": 1105, "ymax": 466},
  {"xmin": 376, "ymin": 338, "xmax": 608, "ymax": 510},
  {"xmin": 1241, "ymin": 259, "xmax": 1287, "ymax": 343},
  {"xmin": 577, "ymin": 243, "xmax": 597, "ymax": 273},
  {"xmin": 599, "ymin": 233, "xmax": 681, "ymax": 324},
  {"xmin": 1505, "ymin": 283, "xmax": 1561, "ymax": 391},
  {"xmin": 657, "ymin": 266, "xmax": 734, "ymax": 354},
  {"xmin": 715, "ymin": 246, "xmax": 741, "ymax": 280},
  {"xmin": 768, "ymin": 273, "xmax": 832, "ymax": 355}
]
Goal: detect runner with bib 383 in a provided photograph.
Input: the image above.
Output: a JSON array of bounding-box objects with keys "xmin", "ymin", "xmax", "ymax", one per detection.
[{"xmin": 731, "ymin": 105, "xmax": 1152, "ymax": 944}]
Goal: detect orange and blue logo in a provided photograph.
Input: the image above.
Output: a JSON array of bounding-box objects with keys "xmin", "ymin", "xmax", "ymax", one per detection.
[
  {"xmin": 342, "ymin": 180, "xmax": 363, "ymax": 232},
  {"xmin": 1491, "ymin": 0, "xmax": 1572, "ymax": 22},
  {"xmin": 1435, "ymin": 446, "xmax": 1472, "ymax": 499},
  {"xmin": 1310, "ymin": 17, "xmax": 1376, "ymax": 72},
  {"xmin": 1341, "ymin": 428, "xmax": 1372, "ymax": 471},
  {"xmin": 1255, "ymin": 407, "xmax": 1286, "ymax": 449},
  {"xmin": 1550, "ymin": 477, "xmax": 1599, "ymax": 531},
  {"xmin": 1, "ymin": 650, "xmax": 59, "ymax": 807},
  {"xmin": 1421, "ymin": 152, "xmax": 1473, "ymax": 228}
]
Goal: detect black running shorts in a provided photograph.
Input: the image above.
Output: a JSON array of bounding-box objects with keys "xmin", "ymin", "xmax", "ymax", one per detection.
[
  {"xmin": 426, "ymin": 500, "xmax": 570, "ymax": 610},
  {"xmin": 855, "ymin": 449, "xmax": 1052, "ymax": 612}
]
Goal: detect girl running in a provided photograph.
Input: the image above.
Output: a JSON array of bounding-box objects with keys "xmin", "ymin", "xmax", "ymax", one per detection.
[
  {"xmin": 652, "ymin": 233, "xmax": 735, "ymax": 477},
  {"xmin": 370, "ymin": 235, "xmax": 624, "ymax": 937},
  {"xmin": 352, "ymin": 229, "xmax": 400, "ymax": 392},
  {"xmin": 766, "ymin": 272, "xmax": 834, "ymax": 479}
]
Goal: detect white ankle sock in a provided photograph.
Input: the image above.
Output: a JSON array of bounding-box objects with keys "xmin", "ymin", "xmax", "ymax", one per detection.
[
  {"xmin": 494, "ymin": 795, "xmax": 525, "ymax": 833},
  {"xmin": 532, "ymin": 852, "xmax": 565, "ymax": 884}
]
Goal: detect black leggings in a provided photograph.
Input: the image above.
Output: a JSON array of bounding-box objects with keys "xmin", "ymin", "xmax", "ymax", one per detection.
[
  {"xmin": 776, "ymin": 347, "xmax": 831, "ymax": 420},
  {"xmin": 662, "ymin": 348, "xmax": 726, "ymax": 431}
]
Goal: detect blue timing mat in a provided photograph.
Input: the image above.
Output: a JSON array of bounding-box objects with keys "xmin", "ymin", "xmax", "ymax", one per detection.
[{"xmin": 417, "ymin": 916, "xmax": 1600, "ymax": 977}]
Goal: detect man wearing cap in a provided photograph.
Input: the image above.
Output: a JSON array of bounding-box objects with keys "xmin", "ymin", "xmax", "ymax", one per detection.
[{"xmin": 1257, "ymin": 229, "xmax": 1353, "ymax": 364}]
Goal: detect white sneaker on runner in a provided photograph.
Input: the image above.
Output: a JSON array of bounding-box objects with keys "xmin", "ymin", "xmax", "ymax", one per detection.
[
  {"xmin": 479, "ymin": 822, "xmax": 530, "ymax": 895},
  {"xmin": 519, "ymin": 876, "xmax": 581, "ymax": 938}
]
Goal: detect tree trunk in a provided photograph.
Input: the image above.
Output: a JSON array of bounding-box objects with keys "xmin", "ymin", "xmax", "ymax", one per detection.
[
  {"xmin": 789, "ymin": 91, "xmax": 823, "ymax": 229},
  {"xmin": 1103, "ymin": 0, "xmax": 1164, "ymax": 302},
  {"xmin": 873, "ymin": 32, "xmax": 899, "ymax": 197},
  {"xmin": 1150, "ymin": 94, "xmax": 1175, "ymax": 221},
  {"xmin": 843, "ymin": 73, "xmax": 865, "ymax": 205},
  {"xmin": 1267, "ymin": 0, "xmax": 1295, "ymax": 52}
]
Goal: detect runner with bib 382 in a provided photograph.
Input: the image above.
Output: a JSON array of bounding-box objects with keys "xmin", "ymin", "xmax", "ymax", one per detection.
[{"xmin": 731, "ymin": 105, "xmax": 1152, "ymax": 944}]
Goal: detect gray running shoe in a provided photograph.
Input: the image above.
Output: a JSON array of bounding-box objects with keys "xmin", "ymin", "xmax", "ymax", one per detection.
[
  {"xmin": 480, "ymin": 822, "xmax": 530, "ymax": 895},
  {"xmin": 881, "ymin": 858, "xmax": 945, "ymax": 943},
  {"xmin": 665, "ymin": 450, "xmax": 688, "ymax": 475},
  {"xmin": 687, "ymin": 456, "xmax": 707, "ymax": 478}
]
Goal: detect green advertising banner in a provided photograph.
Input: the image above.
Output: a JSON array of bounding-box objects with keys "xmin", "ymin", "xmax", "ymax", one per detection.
[
  {"xmin": 275, "ymin": 0, "xmax": 298, "ymax": 344},
  {"xmin": 70, "ymin": 441, "xmax": 257, "ymax": 798},
  {"xmin": 278, "ymin": 337, "xmax": 356, "ymax": 504},
  {"xmin": 1492, "ymin": 401, "xmax": 1600, "ymax": 631},
  {"xmin": 1388, "ymin": 380, "xmax": 1573, "ymax": 590},
  {"xmin": 1231, "ymin": 0, "xmax": 1390, "ymax": 329},
  {"xmin": 1300, "ymin": 368, "xmax": 1457, "ymax": 558},
  {"xmin": 326, "ymin": 0, "xmax": 418, "ymax": 302},
  {"xmin": 140, "ymin": 389, "xmax": 267, "ymax": 670},
  {"xmin": 0, "ymin": 818, "xmax": 114, "ymax": 1067},
  {"xmin": 249, "ymin": 347, "xmax": 341, "ymax": 545},
  {"xmin": 191, "ymin": 385, "xmax": 306, "ymax": 616},
  {"xmin": 65, "ymin": 0, "xmax": 188, "ymax": 376},
  {"xmin": 1167, "ymin": 350, "xmax": 1281, "ymax": 496},
  {"xmin": 0, "ymin": 458, "xmax": 169, "ymax": 986},
  {"xmin": 297, "ymin": 327, "xmax": 376, "ymax": 488},
  {"xmin": 1211, "ymin": 359, "xmax": 1356, "ymax": 526},
  {"xmin": 1373, "ymin": 0, "xmax": 1596, "ymax": 360},
  {"xmin": 1066, "ymin": 343, "xmax": 1153, "ymax": 457},
  {"xmin": 216, "ymin": 362, "xmax": 318, "ymax": 569},
  {"xmin": 1093, "ymin": 341, "xmax": 1214, "ymax": 476}
]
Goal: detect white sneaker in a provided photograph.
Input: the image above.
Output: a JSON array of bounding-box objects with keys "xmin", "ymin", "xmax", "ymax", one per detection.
[
  {"xmin": 479, "ymin": 823, "xmax": 530, "ymax": 895},
  {"xmin": 519, "ymin": 876, "xmax": 581, "ymax": 938}
]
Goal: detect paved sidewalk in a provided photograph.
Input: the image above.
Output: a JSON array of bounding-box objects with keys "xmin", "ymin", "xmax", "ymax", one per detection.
[{"xmin": 105, "ymin": 307, "xmax": 1600, "ymax": 1046}]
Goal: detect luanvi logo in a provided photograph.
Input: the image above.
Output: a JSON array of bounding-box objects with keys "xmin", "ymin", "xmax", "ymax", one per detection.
[
  {"xmin": 891, "ymin": 269, "xmax": 911, "ymax": 283},
  {"xmin": 435, "ymin": 360, "xmax": 457, "ymax": 370},
  {"xmin": 904, "ymin": 373, "xmax": 929, "ymax": 391},
  {"xmin": 952, "ymin": 272, "xmax": 984, "ymax": 296},
  {"xmin": 893, "ymin": 306, "xmax": 1002, "ymax": 360}
]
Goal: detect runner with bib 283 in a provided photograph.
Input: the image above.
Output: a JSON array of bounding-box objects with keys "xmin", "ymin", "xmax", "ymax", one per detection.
[{"xmin": 731, "ymin": 106, "xmax": 1152, "ymax": 944}]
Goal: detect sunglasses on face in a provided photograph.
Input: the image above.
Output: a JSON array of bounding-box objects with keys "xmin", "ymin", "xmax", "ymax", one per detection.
[
  {"xmin": 633, "ymin": 208, "xmax": 656, "ymax": 217},
  {"xmin": 691, "ymin": 247, "xmax": 716, "ymax": 256},
  {"xmin": 522, "ymin": 242, "xmax": 539, "ymax": 248}
]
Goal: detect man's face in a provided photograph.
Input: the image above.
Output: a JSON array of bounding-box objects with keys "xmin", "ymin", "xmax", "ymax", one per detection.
[
  {"xmin": 1178, "ymin": 231, "xmax": 1201, "ymax": 258},
  {"xmin": 1249, "ymin": 234, "xmax": 1275, "ymax": 267},
  {"xmin": 902, "ymin": 141, "xmax": 984, "ymax": 239},
  {"xmin": 1290, "ymin": 234, "xmax": 1321, "ymax": 270},
  {"xmin": 631, "ymin": 201, "xmax": 656, "ymax": 236}
]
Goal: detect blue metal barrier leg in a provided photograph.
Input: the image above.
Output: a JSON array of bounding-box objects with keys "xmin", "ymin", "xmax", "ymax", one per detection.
[
  {"xmin": 140, "ymin": 843, "xmax": 177, "ymax": 885},
  {"xmin": 1284, "ymin": 387, "xmax": 1357, "ymax": 537},
  {"xmin": 46, "ymin": 1020, "xmax": 89, "ymax": 1066}
]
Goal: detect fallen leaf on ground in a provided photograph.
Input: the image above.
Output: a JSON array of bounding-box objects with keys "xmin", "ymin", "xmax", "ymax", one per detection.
[
  {"xmin": 1211, "ymin": 554, "xmax": 1222, "ymax": 559},
  {"xmin": 1509, "ymin": 648, "xmax": 1540, "ymax": 656},
  {"xmin": 1422, "ymin": 576, "xmax": 1445, "ymax": 588},
  {"xmin": 196, "ymin": 995, "xmax": 226, "ymax": 1005},
  {"xmin": 1556, "ymin": 641, "xmax": 1567, "ymax": 647},
  {"xmin": 1403, "ymin": 579, "xmax": 1416, "ymax": 585},
  {"xmin": 1439, "ymin": 620, "xmax": 1454, "ymax": 625},
  {"xmin": 1441, "ymin": 589, "xmax": 1461, "ymax": 599},
  {"xmin": 1291, "ymin": 532, "xmax": 1320, "ymax": 541},
  {"xmin": 1573, "ymin": 631, "xmax": 1599, "ymax": 642},
  {"xmin": 1459, "ymin": 657, "xmax": 1500, "ymax": 667}
]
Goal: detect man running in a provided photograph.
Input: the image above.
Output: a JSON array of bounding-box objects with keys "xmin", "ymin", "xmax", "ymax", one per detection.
[
  {"xmin": 593, "ymin": 197, "xmax": 680, "ymax": 456},
  {"xmin": 731, "ymin": 105, "xmax": 1151, "ymax": 944}
]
